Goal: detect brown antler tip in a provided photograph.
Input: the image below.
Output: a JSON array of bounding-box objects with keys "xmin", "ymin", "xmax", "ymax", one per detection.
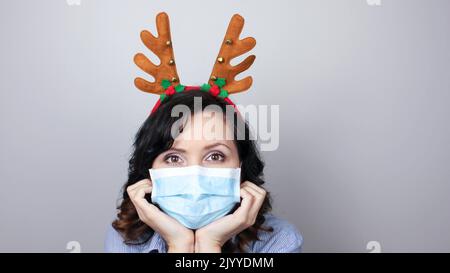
[
  {"xmin": 156, "ymin": 11, "xmax": 169, "ymax": 18},
  {"xmin": 247, "ymin": 76, "xmax": 253, "ymax": 86},
  {"xmin": 134, "ymin": 77, "xmax": 141, "ymax": 89},
  {"xmin": 133, "ymin": 52, "xmax": 143, "ymax": 64},
  {"xmin": 139, "ymin": 29, "xmax": 147, "ymax": 38},
  {"xmin": 231, "ymin": 14, "xmax": 244, "ymax": 21},
  {"xmin": 134, "ymin": 77, "xmax": 149, "ymax": 93}
]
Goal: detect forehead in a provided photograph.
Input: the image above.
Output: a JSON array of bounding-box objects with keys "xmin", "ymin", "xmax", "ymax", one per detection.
[{"xmin": 172, "ymin": 110, "xmax": 235, "ymax": 149}]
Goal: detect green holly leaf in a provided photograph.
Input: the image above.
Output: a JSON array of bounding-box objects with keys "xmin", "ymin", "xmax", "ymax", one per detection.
[
  {"xmin": 159, "ymin": 94, "xmax": 167, "ymax": 101},
  {"xmin": 161, "ymin": 79, "xmax": 171, "ymax": 90},
  {"xmin": 201, "ymin": 83, "xmax": 211, "ymax": 91},
  {"xmin": 175, "ymin": 84, "xmax": 185, "ymax": 92},
  {"xmin": 215, "ymin": 78, "xmax": 226, "ymax": 88},
  {"xmin": 218, "ymin": 89, "xmax": 229, "ymax": 98}
]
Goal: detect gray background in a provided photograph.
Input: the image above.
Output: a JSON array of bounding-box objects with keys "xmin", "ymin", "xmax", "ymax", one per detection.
[{"xmin": 1, "ymin": 0, "xmax": 449, "ymax": 252}]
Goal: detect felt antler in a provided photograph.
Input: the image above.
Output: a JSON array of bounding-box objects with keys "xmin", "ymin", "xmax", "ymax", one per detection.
[
  {"xmin": 134, "ymin": 12, "xmax": 180, "ymax": 94},
  {"xmin": 133, "ymin": 12, "xmax": 256, "ymax": 115},
  {"xmin": 208, "ymin": 14, "xmax": 256, "ymax": 94}
]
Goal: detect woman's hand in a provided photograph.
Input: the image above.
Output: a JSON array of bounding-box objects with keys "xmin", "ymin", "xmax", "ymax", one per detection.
[
  {"xmin": 194, "ymin": 181, "xmax": 267, "ymax": 253},
  {"xmin": 127, "ymin": 179, "xmax": 195, "ymax": 253}
]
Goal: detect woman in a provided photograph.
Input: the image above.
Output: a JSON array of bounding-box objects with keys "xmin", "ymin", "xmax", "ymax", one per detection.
[{"xmin": 104, "ymin": 90, "xmax": 303, "ymax": 253}]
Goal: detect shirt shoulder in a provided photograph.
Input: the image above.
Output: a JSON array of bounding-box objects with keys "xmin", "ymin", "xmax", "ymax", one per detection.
[
  {"xmin": 104, "ymin": 224, "xmax": 166, "ymax": 253},
  {"xmin": 248, "ymin": 214, "xmax": 304, "ymax": 253}
]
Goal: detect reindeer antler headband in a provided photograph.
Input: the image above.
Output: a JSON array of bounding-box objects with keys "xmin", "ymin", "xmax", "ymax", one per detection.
[{"xmin": 134, "ymin": 12, "xmax": 256, "ymax": 114}]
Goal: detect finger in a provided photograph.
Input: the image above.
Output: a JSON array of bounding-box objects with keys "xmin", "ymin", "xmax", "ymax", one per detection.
[
  {"xmin": 134, "ymin": 203, "xmax": 146, "ymax": 219},
  {"xmin": 233, "ymin": 188, "xmax": 255, "ymax": 221},
  {"xmin": 241, "ymin": 183, "xmax": 261, "ymax": 198},
  {"xmin": 132, "ymin": 186, "xmax": 159, "ymax": 216},
  {"xmin": 133, "ymin": 184, "xmax": 152, "ymax": 200},
  {"xmin": 134, "ymin": 197, "xmax": 159, "ymax": 214},
  {"xmin": 241, "ymin": 185, "xmax": 264, "ymax": 217},
  {"xmin": 127, "ymin": 181, "xmax": 151, "ymax": 197},
  {"xmin": 133, "ymin": 199, "xmax": 162, "ymax": 226},
  {"xmin": 241, "ymin": 182, "xmax": 266, "ymax": 210},
  {"xmin": 128, "ymin": 185, "xmax": 152, "ymax": 209},
  {"xmin": 127, "ymin": 179, "xmax": 151, "ymax": 192},
  {"xmin": 128, "ymin": 183, "xmax": 151, "ymax": 199},
  {"xmin": 241, "ymin": 181, "xmax": 266, "ymax": 195},
  {"xmin": 134, "ymin": 198, "xmax": 171, "ymax": 228}
]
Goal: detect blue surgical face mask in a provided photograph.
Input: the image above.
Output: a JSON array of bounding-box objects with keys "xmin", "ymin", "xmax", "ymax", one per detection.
[{"xmin": 149, "ymin": 165, "xmax": 241, "ymax": 229}]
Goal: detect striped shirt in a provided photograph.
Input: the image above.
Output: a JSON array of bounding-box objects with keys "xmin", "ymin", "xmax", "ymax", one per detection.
[{"xmin": 104, "ymin": 214, "xmax": 303, "ymax": 253}]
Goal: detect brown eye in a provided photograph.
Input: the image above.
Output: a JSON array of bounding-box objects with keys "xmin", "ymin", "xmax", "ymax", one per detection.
[
  {"xmin": 206, "ymin": 152, "xmax": 225, "ymax": 162},
  {"xmin": 169, "ymin": 155, "xmax": 179, "ymax": 162},
  {"xmin": 164, "ymin": 154, "xmax": 183, "ymax": 165}
]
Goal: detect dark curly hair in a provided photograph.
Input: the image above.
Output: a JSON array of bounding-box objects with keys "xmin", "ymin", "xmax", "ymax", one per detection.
[{"xmin": 112, "ymin": 90, "xmax": 273, "ymax": 252}]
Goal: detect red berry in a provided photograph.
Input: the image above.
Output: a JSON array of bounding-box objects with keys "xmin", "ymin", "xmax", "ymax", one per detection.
[
  {"xmin": 209, "ymin": 85, "xmax": 220, "ymax": 97},
  {"xmin": 165, "ymin": 86, "xmax": 175, "ymax": 96}
]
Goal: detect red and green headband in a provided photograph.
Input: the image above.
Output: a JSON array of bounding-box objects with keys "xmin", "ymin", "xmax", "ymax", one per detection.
[{"xmin": 150, "ymin": 77, "xmax": 236, "ymax": 114}]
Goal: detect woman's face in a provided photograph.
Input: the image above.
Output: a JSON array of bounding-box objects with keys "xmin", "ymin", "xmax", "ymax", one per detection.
[{"xmin": 152, "ymin": 110, "xmax": 240, "ymax": 169}]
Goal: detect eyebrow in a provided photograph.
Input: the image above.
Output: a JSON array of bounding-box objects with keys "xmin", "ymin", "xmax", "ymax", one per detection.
[
  {"xmin": 166, "ymin": 142, "xmax": 232, "ymax": 154},
  {"xmin": 163, "ymin": 147, "xmax": 187, "ymax": 154},
  {"xmin": 202, "ymin": 142, "xmax": 232, "ymax": 152}
]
